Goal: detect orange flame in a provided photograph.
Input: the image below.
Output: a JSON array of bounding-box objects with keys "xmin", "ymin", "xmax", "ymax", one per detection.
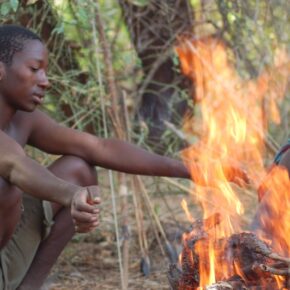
[
  {"xmin": 255, "ymin": 166, "xmax": 290, "ymax": 256},
  {"xmin": 176, "ymin": 37, "xmax": 289, "ymax": 288},
  {"xmin": 253, "ymin": 166, "xmax": 290, "ymax": 289}
]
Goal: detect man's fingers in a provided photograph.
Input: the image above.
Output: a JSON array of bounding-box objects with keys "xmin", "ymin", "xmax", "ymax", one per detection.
[
  {"xmin": 87, "ymin": 186, "xmax": 101, "ymax": 205},
  {"xmin": 72, "ymin": 189, "xmax": 100, "ymax": 212},
  {"xmin": 225, "ymin": 166, "xmax": 250, "ymax": 187},
  {"xmin": 71, "ymin": 186, "xmax": 102, "ymax": 233},
  {"xmin": 72, "ymin": 210, "xmax": 99, "ymax": 223},
  {"xmin": 74, "ymin": 220, "xmax": 100, "ymax": 233},
  {"xmin": 73, "ymin": 200, "xmax": 99, "ymax": 213}
]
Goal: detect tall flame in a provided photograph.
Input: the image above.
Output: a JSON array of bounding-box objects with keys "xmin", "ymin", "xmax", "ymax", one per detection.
[{"xmin": 176, "ymin": 37, "xmax": 289, "ymax": 288}]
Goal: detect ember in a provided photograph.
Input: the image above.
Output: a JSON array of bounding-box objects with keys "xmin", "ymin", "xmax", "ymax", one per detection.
[{"xmin": 168, "ymin": 38, "xmax": 289, "ymax": 290}]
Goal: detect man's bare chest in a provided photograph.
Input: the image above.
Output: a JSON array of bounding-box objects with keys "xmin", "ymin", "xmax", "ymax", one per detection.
[
  {"xmin": 0, "ymin": 117, "xmax": 30, "ymax": 202},
  {"xmin": 4, "ymin": 120, "xmax": 29, "ymax": 148}
]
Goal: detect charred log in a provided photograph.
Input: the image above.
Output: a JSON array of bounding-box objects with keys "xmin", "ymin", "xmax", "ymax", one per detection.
[{"xmin": 168, "ymin": 228, "xmax": 289, "ymax": 290}]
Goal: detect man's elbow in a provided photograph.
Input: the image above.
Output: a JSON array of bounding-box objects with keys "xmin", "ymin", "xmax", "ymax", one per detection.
[{"xmin": 1, "ymin": 146, "xmax": 26, "ymax": 183}]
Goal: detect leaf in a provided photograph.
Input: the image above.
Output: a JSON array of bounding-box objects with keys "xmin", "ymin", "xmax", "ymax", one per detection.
[
  {"xmin": 9, "ymin": 0, "xmax": 18, "ymax": 12},
  {"xmin": 0, "ymin": 3, "xmax": 11, "ymax": 16},
  {"xmin": 52, "ymin": 24, "xmax": 64, "ymax": 35},
  {"xmin": 26, "ymin": 0, "xmax": 39, "ymax": 5}
]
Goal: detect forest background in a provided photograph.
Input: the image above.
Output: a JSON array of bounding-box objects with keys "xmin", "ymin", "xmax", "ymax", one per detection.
[{"xmin": 0, "ymin": 0, "xmax": 289, "ymax": 289}]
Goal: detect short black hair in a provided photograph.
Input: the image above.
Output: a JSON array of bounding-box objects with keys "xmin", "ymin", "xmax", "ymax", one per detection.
[{"xmin": 0, "ymin": 25, "xmax": 42, "ymax": 66}]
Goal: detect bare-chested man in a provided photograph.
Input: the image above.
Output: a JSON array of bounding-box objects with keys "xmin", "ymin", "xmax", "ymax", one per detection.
[{"xmin": 0, "ymin": 25, "xmax": 248, "ymax": 290}]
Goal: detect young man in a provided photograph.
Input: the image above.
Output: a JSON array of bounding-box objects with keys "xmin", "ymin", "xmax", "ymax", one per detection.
[{"xmin": 0, "ymin": 25, "xmax": 247, "ymax": 290}]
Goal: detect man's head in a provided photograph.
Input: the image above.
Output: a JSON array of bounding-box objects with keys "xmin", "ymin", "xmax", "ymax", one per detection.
[
  {"xmin": 0, "ymin": 25, "xmax": 49, "ymax": 112},
  {"xmin": 0, "ymin": 25, "xmax": 42, "ymax": 66}
]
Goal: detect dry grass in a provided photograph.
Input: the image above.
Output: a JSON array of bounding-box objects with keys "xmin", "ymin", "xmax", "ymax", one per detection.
[{"xmin": 44, "ymin": 168, "xmax": 260, "ymax": 290}]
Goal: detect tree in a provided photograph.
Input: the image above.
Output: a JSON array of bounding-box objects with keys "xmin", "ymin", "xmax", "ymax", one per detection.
[{"xmin": 119, "ymin": 0, "xmax": 195, "ymax": 151}]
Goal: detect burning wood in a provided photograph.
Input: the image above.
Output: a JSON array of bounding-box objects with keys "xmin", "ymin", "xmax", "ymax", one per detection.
[
  {"xmin": 205, "ymin": 279, "xmax": 246, "ymax": 290},
  {"xmin": 167, "ymin": 223, "xmax": 290, "ymax": 290}
]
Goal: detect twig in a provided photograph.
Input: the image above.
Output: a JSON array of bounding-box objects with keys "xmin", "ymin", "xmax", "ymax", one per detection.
[
  {"xmin": 94, "ymin": 2, "xmax": 124, "ymax": 139},
  {"xmin": 92, "ymin": 4, "xmax": 128, "ymax": 289},
  {"xmin": 137, "ymin": 177, "xmax": 168, "ymax": 241},
  {"xmin": 268, "ymin": 253, "xmax": 290, "ymax": 265},
  {"xmin": 258, "ymin": 264, "xmax": 290, "ymax": 276},
  {"xmin": 134, "ymin": 176, "xmax": 166, "ymax": 258},
  {"xmin": 136, "ymin": 176, "xmax": 179, "ymax": 262},
  {"xmin": 131, "ymin": 178, "xmax": 147, "ymax": 257},
  {"xmin": 163, "ymin": 120, "xmax": 189, "ymax": 143}
]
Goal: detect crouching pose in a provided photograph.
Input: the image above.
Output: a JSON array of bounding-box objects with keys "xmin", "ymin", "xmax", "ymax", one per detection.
[{"xmin": 0, "ymin": 25, "xmax": 247, "ymax": 290}]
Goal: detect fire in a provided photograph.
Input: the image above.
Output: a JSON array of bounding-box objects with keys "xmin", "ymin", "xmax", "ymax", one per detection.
[
  {"xmin": 175, "ymin": 37, "xmax": 289, "ymax": 289},
  {"xmin": 255, "ymin": 166, "xmax": 290, "ymax": 256},
  {"xmin": 254, "ymin": 166, "xmax": 290, "ymax": 289}
]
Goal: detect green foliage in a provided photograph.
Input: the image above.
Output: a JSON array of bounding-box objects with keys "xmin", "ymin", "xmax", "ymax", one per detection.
[
  {"xmin": 216, "ymin": 0, "xmax": 289, "ymax": 78},
  {"xmin": 0, "ymin": 0, "xmax": 18, "ymax": 16},
  {"xmin": 129, "ymin": 0, "xmax": 150, "ymax": 6}
]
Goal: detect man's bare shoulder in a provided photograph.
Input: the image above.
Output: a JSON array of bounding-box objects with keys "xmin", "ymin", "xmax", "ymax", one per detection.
[
  {"xmin": 7, "ymin": 109, "xmax": 55, "ymax": 146},
  {"xmin": 14, "ymin": 109, "xmax": 49, "ymax": 123},
  {"xmin": 14, "ymin": 109, "xmax": 55, "ymax": 132}
]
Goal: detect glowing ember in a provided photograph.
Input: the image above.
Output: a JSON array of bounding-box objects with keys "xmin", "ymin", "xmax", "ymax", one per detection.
[{"xmin": 172, "ymin": 37, "xmax": 289, "ymax": 289}]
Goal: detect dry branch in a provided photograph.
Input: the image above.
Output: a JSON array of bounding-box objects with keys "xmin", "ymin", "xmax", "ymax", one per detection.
[{"xmin": 94, "ymin": 3, "xmax": 129, "ymax": 289}]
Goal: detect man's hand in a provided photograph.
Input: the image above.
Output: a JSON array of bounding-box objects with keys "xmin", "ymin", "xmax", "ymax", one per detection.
[
  {"xmin": 189, "ymin": 162, "xmax": 250, "ymax": 187},
  {"xmin": 223, "ymin": 165, "xmax": 250, "ymax": 187},
  {"xmin": 71, "ymin": 186, "xmax": 101, "ymax": 233}
]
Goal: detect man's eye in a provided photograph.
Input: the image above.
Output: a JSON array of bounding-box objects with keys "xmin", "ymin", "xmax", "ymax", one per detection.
[{"xmin": 30, "ymin": 67, "xmax": 39, "ymax": 72}]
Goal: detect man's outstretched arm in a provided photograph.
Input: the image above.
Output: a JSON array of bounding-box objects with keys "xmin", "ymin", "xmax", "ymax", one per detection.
[
  {"xmin": 28, "ymin": 110, "xmax": 191, "ymax": 179},
  {"xmin": 78, "ymin": 136, "xmax": 191, "ymax": 178},
  {"xmin": 28, "ymin": 110, "xmax": 249, "ymax": 185}
]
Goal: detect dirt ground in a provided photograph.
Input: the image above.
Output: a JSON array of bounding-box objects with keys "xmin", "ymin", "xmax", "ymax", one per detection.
[{"xmin": 44, "ymin": 170, "xmax": 259, "ymax": 290}]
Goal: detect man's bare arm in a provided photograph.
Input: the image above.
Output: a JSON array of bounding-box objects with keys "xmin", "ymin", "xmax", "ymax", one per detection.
[
  {"xmin": 28, "ymin": 110, "xmax": 191, "ymax": 179},
  {"xmin": 79, "ymin": 136, "xmax": 191, "ymax": 178},
  {"xmin": 0, "ymin": 130, "xmax": 100, "ymax": 232},
  {"xmin": 0, "ymin": 131, "xmax": 78, "ymax": 206},
  {"xmin": 28, "ymin": 111, "xmax": 249, "ymax": 185}
]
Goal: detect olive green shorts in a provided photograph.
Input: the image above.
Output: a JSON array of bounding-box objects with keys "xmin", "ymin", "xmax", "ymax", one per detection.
[{"xmin": 0, "ymin": 194, "xmax": 54, "ymax": 290}]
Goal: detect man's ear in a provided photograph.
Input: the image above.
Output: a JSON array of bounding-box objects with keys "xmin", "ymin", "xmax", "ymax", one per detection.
[{"xmin": 0, "ymin": 62, "xmax": 6, "ymax": 81}]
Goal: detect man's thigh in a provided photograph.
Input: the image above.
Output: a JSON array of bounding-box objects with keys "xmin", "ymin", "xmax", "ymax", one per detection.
[
  {"xmin": 0, "ymin": 194, "xmax": 53, "ymax": 290},
  {"xmin": 0, "ymin": 155, "xmax": 95, "ymax": 289}
]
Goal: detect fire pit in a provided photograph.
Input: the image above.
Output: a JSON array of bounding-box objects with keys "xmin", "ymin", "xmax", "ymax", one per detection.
[
  {"xmin": 167, "ymin": 167, "xmax": 290, "ymax": 290},
  {"xmin": 168, "ymin": 226, "xmax": 290, "ymax": 289}
]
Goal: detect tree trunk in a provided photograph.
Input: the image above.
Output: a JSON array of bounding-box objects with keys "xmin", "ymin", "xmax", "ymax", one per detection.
[{"xmin": 119, "ymin": 0, "xmax": 195, "ymax": 152}]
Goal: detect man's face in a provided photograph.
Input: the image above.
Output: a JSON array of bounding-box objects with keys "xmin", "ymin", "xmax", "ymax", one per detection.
[{"xmin": 0, "ymin": 39, "xmax": 50, "ymax": 112}]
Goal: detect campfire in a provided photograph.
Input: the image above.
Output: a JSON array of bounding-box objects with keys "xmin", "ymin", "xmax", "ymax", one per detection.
[{"xmin": 168, "ymin": 38, "xmax": 290, "ymax": 289}]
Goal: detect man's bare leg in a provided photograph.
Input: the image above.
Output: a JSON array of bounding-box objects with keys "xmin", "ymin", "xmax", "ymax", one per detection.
[{"xmin": 17, "ymin": 156, "xmax": 97, "ymax": 290}]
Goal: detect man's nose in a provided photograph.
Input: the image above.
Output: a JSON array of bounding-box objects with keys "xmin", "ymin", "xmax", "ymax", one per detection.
[{"xmin": 38, "ymin": 70, "xmax": 50, "ymax": 89}]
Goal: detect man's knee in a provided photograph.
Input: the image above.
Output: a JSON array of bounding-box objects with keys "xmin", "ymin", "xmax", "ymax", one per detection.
[
  {"xmin": 49, "ymin": 155, "xmax": 97, "ymax": 186},
  {"xmin": 64, "ymin": 156, "xmax": 97, "ymax": 186}
]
